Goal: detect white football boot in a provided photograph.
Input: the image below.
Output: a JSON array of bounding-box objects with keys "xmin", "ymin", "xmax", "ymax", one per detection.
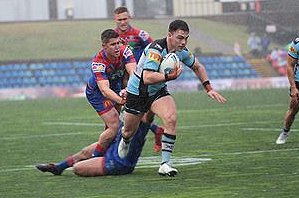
[
  {"xmin": 118, "ymin": 138, "xmax": 130, "ymax": 158},
  {"xmin": 158, "ymin": 163, "xmax": 178, "ymax": 177},
  {"xmin": 276, "ymin": 131, "xmax": 289, "ymax": 145}
]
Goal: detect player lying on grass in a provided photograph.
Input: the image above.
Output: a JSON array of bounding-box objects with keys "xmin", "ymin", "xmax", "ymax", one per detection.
[{"xmin": 35, "ymin": 114, "xmax": 174, "ymax": 177}]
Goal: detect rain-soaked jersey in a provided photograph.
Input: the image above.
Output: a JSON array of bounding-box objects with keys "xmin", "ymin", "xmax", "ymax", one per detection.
[
  {"xmin": 288, "ymin": 38, "xmax": 299, "ymax": 82},
  {"xmin": 115, "ymin": 25, "xmax": 153, "ymax": 62},
  {"xmin": 127, "ymin": 38, "xmax": 196, "ymax": 97},
  {"xmin": 86, "ymin": 45, "xmax": 136, "ymax": 96}
]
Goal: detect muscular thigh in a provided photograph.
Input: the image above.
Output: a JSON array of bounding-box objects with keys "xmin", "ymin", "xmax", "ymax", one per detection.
[
  {"xmin": 73, "ymin": 157, "xmax": 105, "ymax": 176},
  {"xmin": 150, "ymin": 95, "xmax": 177, "ymax": 121},
  {"xmin": 101, "ymin": 107, "xmax": 119, "ymax": 128}
]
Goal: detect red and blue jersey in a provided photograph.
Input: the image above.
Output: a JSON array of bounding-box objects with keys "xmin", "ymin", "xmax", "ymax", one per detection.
[
  {"xmin": 115, "ymin": 25, "xmax": 153, "ymax": 62},
  {"xmin": 85, "ymin": 45, "xmax": 135, "ymax": 114},
  {"xmin": 87, "ymin": 45, "xmax": 135, "ymax": 93}
]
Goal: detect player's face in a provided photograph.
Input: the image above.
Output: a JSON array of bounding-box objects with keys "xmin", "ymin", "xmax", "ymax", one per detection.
[
  {"xmin": 114, "ymin": 12, "xmax": 130, "ymax": 32},
  {"xmin": 103, "ymin": 38, "xmax": 121, "ymax": 58},
  {"xmin": 168, "ymin": 29, "xmax": 189, "ymax": 51}
]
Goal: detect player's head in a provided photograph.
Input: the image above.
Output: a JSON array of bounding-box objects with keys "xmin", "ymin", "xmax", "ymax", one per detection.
[
  {"xmin": 114, "ymin": 6, "xmax": 131, "ymax": 33},
  {"xmin": 167, "ymin": 20, "xmax": 190, "ymax": 52},
  {"xmin": 101, "ymin": 29, "xmax": 121, "ymax": 57}
]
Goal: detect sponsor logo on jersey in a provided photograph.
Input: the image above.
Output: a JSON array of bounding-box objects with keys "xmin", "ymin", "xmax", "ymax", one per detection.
[
  {"xmin": 148, "ymin": 51, "xmax": 162, "ymax": 63},
  {"xmin": 92, "ymin": 62, "xmax": 106, "ymax": 73},
  {"xmin": 139, "ymin": 30, "xmax": 150, "ymax": 41},
  {"xmin": 123, "ymin": 47, "xmax": 133, "ymax": 59},
  {"xmin": 290, "ymin": 46, "xmax": 297, "ymax": 54},
  {"xmin": 188, "ymin": 51, "xmax": 193, "ymax": 58}
]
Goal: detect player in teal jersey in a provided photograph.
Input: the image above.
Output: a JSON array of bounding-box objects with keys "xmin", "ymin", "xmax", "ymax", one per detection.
[
  {"xmin": 113, "ymin": 6, "xmax": 164, "ymax": 152},
  {"xmin": 118, "ymin": 19, "xmax": 227, "ymax": 177},
  {"xmin": 276, "ymin": 38, "xmax": 299, "ymax": 144}
]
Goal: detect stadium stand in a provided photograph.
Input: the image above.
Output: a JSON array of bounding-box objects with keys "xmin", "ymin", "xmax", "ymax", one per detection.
[
  {"xmin": 0, "ymin": 60, "xmax": 90, "ymax": 89},
  {"xmin": 179, "ymin": 55, "xmax": 259, "ymax": 81},
  {"xmin": 0, "ymin": 55, "xmax": 259, "ymax": 89}
]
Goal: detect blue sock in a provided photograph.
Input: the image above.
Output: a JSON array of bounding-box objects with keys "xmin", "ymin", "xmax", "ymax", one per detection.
[
  {"xmin": 161, "ymin": 133, "xmax": 176, "ymax": 164},
  {"xmin": 150, "ymin": 123, "xmax": 158, "ymax": 134},
  {"xmin": 56, "ymin": 156, "xmax": 74, "ymax": 170}
]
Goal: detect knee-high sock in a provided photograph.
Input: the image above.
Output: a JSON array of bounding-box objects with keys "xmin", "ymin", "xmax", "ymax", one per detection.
[{"xmin": 161, "ymin": 133, "xmax": 176, "ymax": 164}]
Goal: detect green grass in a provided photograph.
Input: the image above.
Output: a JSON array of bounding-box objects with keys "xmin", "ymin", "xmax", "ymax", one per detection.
[
  {"xmin": 0, "ymin": 18, "xmax": 282, "ymax": 62},
  {"xmin": 1, "ymin": 88, "xmax": 299, "ymax": 197}
]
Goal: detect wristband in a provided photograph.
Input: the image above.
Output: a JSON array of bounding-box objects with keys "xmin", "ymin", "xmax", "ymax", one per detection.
[{"xmin": 202, "ymin": 80, "xmax": 212, "ymax": 92}]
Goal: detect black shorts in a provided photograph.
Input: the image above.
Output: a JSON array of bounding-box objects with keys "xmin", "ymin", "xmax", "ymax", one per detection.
[{"xmin": 124, "ymin": 86, "xmax": 170, "ymax": 115}]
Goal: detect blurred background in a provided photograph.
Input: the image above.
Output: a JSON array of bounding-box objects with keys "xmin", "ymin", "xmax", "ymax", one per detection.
[{"xmin": 0, "ymin": 0, "xmax": 298, "ymax": 100}]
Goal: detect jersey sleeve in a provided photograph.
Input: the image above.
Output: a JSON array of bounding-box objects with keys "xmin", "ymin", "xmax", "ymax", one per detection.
[
  {"xmin": 288, "ymin": 38, "xmax": 299, "ymax": 59},
  {"xmin": 143, "ymin": 48, "xmax": 162, "ymax": 72},
  {"xmin": 179, "ymin": 47, "xmax": 196, "ymax": 68},
  {"xmin": 91, "ymin": 62, "xmax": 108, "ymax": 81}
]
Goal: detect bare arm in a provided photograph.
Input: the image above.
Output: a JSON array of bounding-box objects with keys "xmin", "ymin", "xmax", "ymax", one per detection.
[
  {"xmin": 143, "ymin": 62, "xmax": 182, "ymax": 84},
  {"xmin": 122, "ymin": 62, "xmax": 137, "ymax": 88},
  {"xmin": 97, "ymin": 80, "xmax": 125, "ymax": 105},
  {"xmin": 125, "ymin": 62, "xmax": 136, "ymax": 76},
  {"xmin": 190, "ymin": 59, "xmax": 209, "ymax": 83},
  {"xmin": 191, "ymin": 59, "xmax": 227, "ymax": 103}
]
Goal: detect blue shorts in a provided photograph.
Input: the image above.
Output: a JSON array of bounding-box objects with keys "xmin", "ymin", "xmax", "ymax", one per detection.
[
  {"xmin": 86, "ymin": 86, "xmax": 115, "ymax": 115},
  {"xmin": 103, "ymin": 122, "xmax": 150, "ymax": 175}
]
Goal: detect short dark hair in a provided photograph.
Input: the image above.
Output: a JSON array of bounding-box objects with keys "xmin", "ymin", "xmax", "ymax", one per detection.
[
  {"xmin": 168, "ymin": 20, "xmax": 189, "ymax": 33},
  {"xmin": 113, "ymin": 6, "xmax": 129, "ymax": 15},
  {"xmin": 101, "ymin": 29, "xmax": 119, "ymax": 44}
]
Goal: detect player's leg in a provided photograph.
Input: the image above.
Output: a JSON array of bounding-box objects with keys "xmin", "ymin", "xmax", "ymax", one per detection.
[
  {"xmin": 276, "ymin": 96, "xmax": 299, "ymax": 144},
  {"xmin": 118, "ymin": 111, "xmax": 143, "ymax": 158},
  {"xmin": 143, "ymin": 111, "xmax": 164, "ymax": 153},
  {"xmin": 73, "ymin": 157, "xmax": 105, "ymax": 177},
  {"xmin": 93, "ymin": 107, "xmax": 120, "ymax": 157},
  {"xmin": 36, "ymin": 143, "xmax": 97, "ymax": 175},
  {"xmin": 150, "ymin": 95, "xmax": 178, "ymax": 176},
  {"xmin": 118, "ymin": 92, "xmax": 146, "ymax": 158}
]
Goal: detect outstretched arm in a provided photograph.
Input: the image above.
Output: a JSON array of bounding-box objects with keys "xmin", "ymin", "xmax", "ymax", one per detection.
[
  {"xmin": 191, "ymin": 59, "xmax": 227, "ymax": 104},
  {"xmin": 97, "ymin": 80, "xmax": 126, "ymax": 105}
]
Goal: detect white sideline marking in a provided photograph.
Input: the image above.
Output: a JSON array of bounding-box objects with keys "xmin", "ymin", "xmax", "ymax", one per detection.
[
  {"xmin": 242, "ymin": 128, "xmax": 299, "ymax": 132},
  {"xmin": 136, "ymin": 156, "xmax": 211, "ymax": 168},
  {"xmin": 0, "ymin": 121, "xmax": 278, "ymax": 141},
  {"xmin": 1, "ymin": 148, "xmax": 299, "ymax": 173},
  {"xmin": 0, "ymin": 157, "xmax": 210, "ymax": 173},
  {"xmin": 43, "ymin": 122, "xmax": 104, "ymax": 126},
  {"xmin": 43, "ymin": 121, "xmax": 277, "ymax": 128},
  {"xmin": 0, "ymin": 132, "xmax": 89, "ymax": 140}
]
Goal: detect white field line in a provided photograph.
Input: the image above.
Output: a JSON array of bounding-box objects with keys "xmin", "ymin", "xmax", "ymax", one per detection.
[
  {"xmin": 0, "ymin": 120, "xmax": 279, "ymax": 141},
  {"xmin": 242, "ymin": 128, "xmax": 299, "ymax": 132},
  {"xmin": 177, "ymin": 104, "xmax": 285, "ymax": 113},
  {"xmin": 43, "ymin": 122, "xmax": 104, "ymax": 126},
  {"xmin": 1, "ymin": 148, "xmax": 298, "ymax": 173}
]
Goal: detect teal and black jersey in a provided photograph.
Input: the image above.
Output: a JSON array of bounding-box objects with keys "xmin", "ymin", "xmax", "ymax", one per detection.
[
  {"xmin": 127, "ymin": 38, "xmax": 196, "ymax": 97},
  {"xmin": 288, "ymin": 38, "xmax": 299, "ymax": 82}
]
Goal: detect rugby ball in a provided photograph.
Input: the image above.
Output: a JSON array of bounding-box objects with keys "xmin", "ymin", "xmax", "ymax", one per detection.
[{"xmin": 159, "ymin": 53, "xmax": 180, "ymax": 74}]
